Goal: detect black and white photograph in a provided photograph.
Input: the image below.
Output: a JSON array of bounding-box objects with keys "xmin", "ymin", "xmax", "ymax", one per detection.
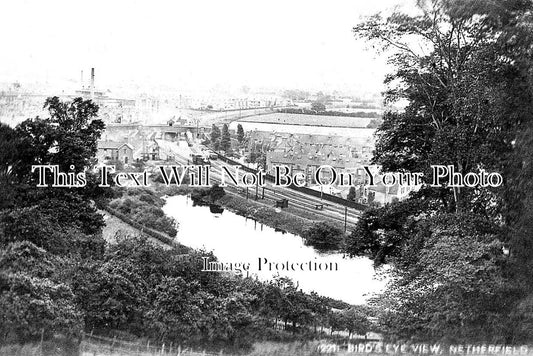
[{"xmin": 1, "ymin": 0, "xmax": 533, "ymax": 355}]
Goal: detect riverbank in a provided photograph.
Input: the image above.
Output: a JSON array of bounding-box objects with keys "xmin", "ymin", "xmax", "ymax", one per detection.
[
  {"xmin": 216, "ymin": 192, "xmax": 315, "ymax": 236},
  {"xmin": 155, "ymin": 184, "xmax": 346, "ymax": 237},
  {"xmin": 99, "ymin": 209, "xmax": 174, "ymax": 249},
  {"xmin": 152, "ymin": 182, "xmax": 347, "ymax": 237}
]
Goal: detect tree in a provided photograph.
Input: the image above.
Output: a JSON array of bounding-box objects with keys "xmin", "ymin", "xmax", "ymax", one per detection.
[
  {"xmin": 373, "ymin": 213, "xmax": 514, "ymax": 342},
  {"xmin": 0, "ymin": 241, "xmax": 56, "ymax": 279},
  {"xmin": 347, "ymin": 186, "xmax": 357, "ymax": 201},
  {"xmin": 209, "ymin": 183, "xmax": 225, "ymax": 203},
  {"xmin": 282, "ymin": 89, "xmax": 309, "ymax": 101},
  {"xmin": 353, "ymin": 0, "xmax": 532, "ymax": 214},
  {"xmin": 328, "ymin": 311, "xmax": 347, "ymax": 335},
  {"xmin": 343, "ymin": 307, "xmax": 372, "ymax": 338},
  {"xmin": 13, "ymin": 97, "xmax": 104, "ymax": 182},
  {"xmin": 0, "ymin": 123, "xmax": 19, "ymax": 209},
  {"xmin": 311, "ymin": 101, "xmax": 326, "ymax": 112},
  {"xmin": 345, "ymin": 198, "xmax": 430, "ymax": 265},
  {"xmin": 236, "ymin": 124, "xmax": 245, "ymax": 144},
  {"xmin": 350, "ymin": 0, "xmax": 533, "ymax": 261},
  {"xmin": 303, "ymin": 222, "xmax": 343, "ymax": 251},
  {"xmin": 108, "ymin": 190, "xmax": 177, "ymax": 237},
  {"xmin": 246, "ymin": 146, "xmax": 267, "ymax": 169},
  {"xmin": 366, "ymin": 118, "xmax": 382, "ymax": 128},
  {"xmin": 257, "ymin": 153, "xmax": 267, "ymax": 170},
  {"xmin": 348, "ymin": 0, "xmax": 533, "ymax": 341},
  {"xmin": 70, "ymin": 259, "xmax": 148, "ymax": 333},
  {"xmin": 0, "ymin": 123, "xmax": 17, "ymax": 180},
  {"xmin": 211, "ymin": 124, "xmax": 221, "ymax": 150},
  {"xmin": 7, "ymin": 97, "xmax": 107, "ymax": 205},
  {"xmin": 0, "ymin": 272, "xmax": 83, "ymax": 343},
  {"xmin": 0, "ymin": 192, "xmax": 106, "ymax": 257},
  {"xmin": 145, "ymin": 276, "xmax": 205, "ymax": 343},
  {"xmin": 0, "ymin": 243, "xmax": 84, "ymax": 344},
  {"xmin": 220, "ymin": 124, "xmax": 231, "ymax": 153},
  {"xmin": 0, "ymin": 97, "xmax": 108, "ymax": 345}
]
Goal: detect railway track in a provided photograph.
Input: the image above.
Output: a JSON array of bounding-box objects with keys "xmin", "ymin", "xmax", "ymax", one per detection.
[{"xmin": 157, "ymin": 147, "xmax": 361, "ymax": 230}]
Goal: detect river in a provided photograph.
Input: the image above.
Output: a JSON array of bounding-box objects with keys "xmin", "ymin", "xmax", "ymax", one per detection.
[{"xmin": 163, "ymin": 195, "xmax": 386, "ymax": 305}]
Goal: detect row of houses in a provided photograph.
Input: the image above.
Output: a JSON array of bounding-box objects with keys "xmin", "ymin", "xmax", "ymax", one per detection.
[
  {"xmin": 96, "ymin": 139, "xmax": 160, "ymax": 165},
  {"xmin": 244, "ymin": 131, "xmax": 418, "ymax": 206}
]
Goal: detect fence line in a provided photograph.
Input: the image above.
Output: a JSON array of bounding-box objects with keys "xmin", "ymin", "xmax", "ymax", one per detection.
[
  {"xmin": 81, "ymin": 333, "xmax": 221, "ymax": 356},
  {"xmin": 99, "ymin": 203, "xmax": 181, "ymax": 248}
]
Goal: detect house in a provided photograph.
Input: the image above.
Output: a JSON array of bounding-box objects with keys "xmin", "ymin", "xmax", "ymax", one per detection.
[
  {"xmin": 365, "ymin": 181, "xmax": 418, "ymax": 206},
  {"xmin": 141, "ymin": 140, "xmax": 160, "ymax": 161},
  {"xmin": 97, "ymin": 141, "xmax": 134, "ymax": 164},
  {"xmin": 265, "ymin": 135, "xmax": 371, "ymax": 185}
]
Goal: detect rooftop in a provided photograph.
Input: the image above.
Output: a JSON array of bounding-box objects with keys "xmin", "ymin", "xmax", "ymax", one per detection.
[{"xmin": 97, "ymin": 141, "xmax": 133, "ymax": 150}]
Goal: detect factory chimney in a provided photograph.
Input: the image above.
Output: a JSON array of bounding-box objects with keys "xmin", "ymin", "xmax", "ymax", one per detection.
[
  {"xmin": 90, "ymin": 68, "xmax": 95, "ymax": 99},
  {"xmin": 80, "ymin": 70, "xmax": 84, "ymax": 89}
]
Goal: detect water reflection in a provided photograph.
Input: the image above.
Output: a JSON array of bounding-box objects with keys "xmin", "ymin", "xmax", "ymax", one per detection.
[{"xmin": 163, "ymin": 195, "xmax": 386, "ymax": 305}]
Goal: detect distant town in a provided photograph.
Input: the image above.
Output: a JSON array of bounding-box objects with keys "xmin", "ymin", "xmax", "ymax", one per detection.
[{"xmin": 0, "ymin": 67, "xmax": 416, "ymax": 207}]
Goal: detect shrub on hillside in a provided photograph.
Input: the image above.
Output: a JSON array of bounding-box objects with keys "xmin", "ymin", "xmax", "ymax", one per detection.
[
  {"xmin": 302, "ymin": 222, "xmax": 344, "ymax": 251},
  {"xmin": 108, "ymin": 190, "xmax": 177, "ymax": 237}
]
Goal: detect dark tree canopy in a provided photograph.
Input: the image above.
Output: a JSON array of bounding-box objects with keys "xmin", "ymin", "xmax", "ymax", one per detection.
[
  {"xmin": 236, "ymin": 123, "xmax": 245, "ymax": 144},
  {"xmin": 303, "ymin": 222, "xmax": 343, "ymax": 252},
  {"xmin": 13, "ymin": 97, "xmax": 104, "ymax": 183},
  {"xmin": 220, "ymin": 124, "xmax": 231, "ymax": 153},
  {"xmin": 211, "ymin": 124, "xmax": 221, "ymax": 151},
  {"xmin": 311, "ymin": 101, "xmax": 326, "ymax": 112},
  {"xmin": 347, "ymin": 0, "xmax": 533, "ymax": 342},
  {"xmin": 0, "ymin": 97, "xmax": 107, "ymax": 345}
]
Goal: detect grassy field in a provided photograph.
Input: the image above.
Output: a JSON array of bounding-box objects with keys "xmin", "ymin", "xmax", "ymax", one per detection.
[
  {"xmin": 0, "ymin": 343, "xmax": 41, "ymax": 356},
  {"xmin": 1, "ymin": 338, "xmax": 344, "ymax": 356},
  {"xmin": 100, "ymin": 210, "xmax": 142, "ymax": 243},
  {"xmin": 74, "ymin": 331, "xmax": 328, "ymax": 356},
  {"xmin": 237, "ymin": 113, "xmax": 371, "ymax": 128},
  {"xmin": 79, "ymin": 337, "xmax": 324, "ymax": 356},
  {"xmin": 99, "ymin": 210, "xmax": 172, "ymax": 249}
]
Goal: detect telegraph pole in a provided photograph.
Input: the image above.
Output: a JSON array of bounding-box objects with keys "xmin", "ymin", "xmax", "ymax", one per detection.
[
  {"xmin": 344, "ymin": 207, "xmax": 348, "ymax": 232},
  {"xmin": 196, "ymin": 119, "xmax": 199, "ymax": 138}
]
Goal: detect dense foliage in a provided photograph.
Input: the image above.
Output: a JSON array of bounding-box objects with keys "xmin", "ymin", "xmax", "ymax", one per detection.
[
  {"xmin": 108, "ymin": 188, "xmax": 178, "ymax": 237},
  {"xmin": 220, "ymin": 124, "xmax": 232, "ymax": 153},
  {"xmin": 0, "ymin": 97, "xmax": 372, "ymax": 351},
  {"xmin": 302, "ymin": 222, "xmax": 344, "ymax": 252},
  {"xmin": 346, "ymin": 0, "xmax": 533, "ymax": 342},
  {"xmin": 210, "ymin": 124, "xmax": 221, "ymax": 151},
  {"xmin": 237, "ymin": 123, "xmax": 245, "ymax": 144},
  {"xmin": 0, "ymin": 98, "xmax": 106, "ymax": 344}
]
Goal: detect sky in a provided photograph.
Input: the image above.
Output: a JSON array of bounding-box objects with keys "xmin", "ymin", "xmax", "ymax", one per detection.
[{"xmin": 0, "ymin": 0, "xmax": 412, "ymax": 96}]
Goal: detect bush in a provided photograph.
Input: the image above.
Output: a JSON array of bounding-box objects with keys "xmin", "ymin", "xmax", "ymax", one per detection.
[
  {"xmin": 108, "ymin": 190, "xmax": 178, "ymax": 237},
  {"xmin": 302, "ymin": 222, "xmax": 344, "ymax": 251},
  {"xmin": 0, "ymin": 272, "xmax": 83, "ymax": 343}
]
